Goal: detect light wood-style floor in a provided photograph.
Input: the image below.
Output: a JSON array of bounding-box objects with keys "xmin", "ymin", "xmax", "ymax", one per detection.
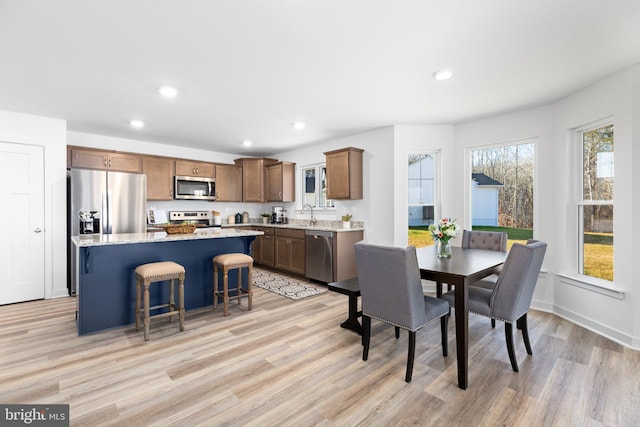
[{"xmin": 1, "ymin": 284, "xmax": 639, "ymax": 427}]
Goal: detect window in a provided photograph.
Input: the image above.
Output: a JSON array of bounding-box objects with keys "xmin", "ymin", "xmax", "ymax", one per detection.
[
  {"xmin": 301, "ymin": 164, "xmax": 334, "ymax": 209},
  {"xmin": 579, "ymin": 124, "xmax": 614, "ymax": 281},
  {"xmin": 470, "ymin": 141, "xmax": 534, "ymax": 247},
  {"xmin": 408, "ymin": 153, "xmax": 437, "ymax": 248}
]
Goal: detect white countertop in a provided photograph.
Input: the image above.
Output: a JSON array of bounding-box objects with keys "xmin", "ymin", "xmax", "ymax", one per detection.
[
  {"xmin": 223, "ymin": 222, "xmax": 365, "ymax": 233},
  {"xmin": 71, "ymin": 227, "xmax": 263, "ymax": 247}
]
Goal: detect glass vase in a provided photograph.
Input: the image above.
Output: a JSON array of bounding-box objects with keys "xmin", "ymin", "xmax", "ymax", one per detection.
[{"xmin": 437, "ymin": 240, "xmax": 452, "ymax": 258}]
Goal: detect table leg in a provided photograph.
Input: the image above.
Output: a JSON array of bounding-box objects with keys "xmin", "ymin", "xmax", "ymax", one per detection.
[
  {"xmin": 454, "ymin": 279, "xmax": 469, "ymax": 389},
  {"xmin": 340, "ymin": 294, "xmax": 363, "ymax": 335},
  {"xmin": 436, "ymin": 281, "xmax": 443, "ymax": 298}
]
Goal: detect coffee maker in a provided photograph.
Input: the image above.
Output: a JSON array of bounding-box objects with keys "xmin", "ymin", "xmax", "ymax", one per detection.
[
  {"xmin": 271, "ymin": 206, "xmax": 287, "ymax": 224},
  {"xmin": 79, "ymin": 210, "xmax": 100, "ymax": 234}
]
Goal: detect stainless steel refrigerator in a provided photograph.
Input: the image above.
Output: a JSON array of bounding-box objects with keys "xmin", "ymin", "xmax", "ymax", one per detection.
[{"xmin": 68, "ymin": 169, "xmax": 147, "ymax": 293}]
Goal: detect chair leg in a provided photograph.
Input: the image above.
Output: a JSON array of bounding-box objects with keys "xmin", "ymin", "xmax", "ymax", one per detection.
[
  {"xmin": 519, "ymin": 313, "xmax": 532, "ymax": 355},
  {"xmin": 223, "ymin": 267, "xmax": 229, "ymax": 316},
  {"xmin": 395, "ymin": 326, "xmax": 400, "ymax": 339},
  {"xmin": 178, "ymin": 276, "xmax": 185, "ymax": 332},
  {"xmin": 406, "ymin": 330, "xmax": 416, "ymax": 383},
  {"xmin": 135, "ymin": 278, "xmax": 141, "ymax": 331},
  {"xmin": 505, "ymin": 322, "xmax": 519, "ymax": 372},
  {"xmin": 491, "ymin": 318, "xmax": 496, "ymax": 328},
  {"xmin": 440, "ymin": 315, "xmax": 448, "ymax": 357},
  {"xmin": 247, "ymin": 264, "xmax": 253, "ymax": 311},
  {"xmin": 213, "ymin": 265, "xmax": 219, "ymax": 309},
  {"xmin": 362, "ymin": 315, "xmax": 371, "ymax": 361},
  {"xmin": 143, "ymin": 281, "xmax": 151, "ymax": 341}
]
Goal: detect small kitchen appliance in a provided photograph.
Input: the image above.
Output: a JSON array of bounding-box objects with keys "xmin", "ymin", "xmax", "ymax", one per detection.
[{"xmin": 271, "ymin": 206, "xmax": 284, "ymax": 223}]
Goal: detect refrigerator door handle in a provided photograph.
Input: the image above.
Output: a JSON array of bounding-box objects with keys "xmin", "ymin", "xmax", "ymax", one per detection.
[{"xmin": 104, "ymin": 191, "xmax": 113, "ymax": 234}]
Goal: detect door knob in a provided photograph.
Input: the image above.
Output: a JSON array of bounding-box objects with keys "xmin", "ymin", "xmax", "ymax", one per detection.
[{"xmin": 34, "ymin": 228, "xmax": 42, "ymax": 233}]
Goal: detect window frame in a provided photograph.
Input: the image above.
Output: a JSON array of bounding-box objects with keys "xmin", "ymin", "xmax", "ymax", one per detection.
[
  {"xmin": 299, "ymin": 162, "xmax": 335, "ymax": 210},
  {"xmin": 407, "ymin": 151, "xmax": 440, "ymax": 246},
  {"xmin": 575, "ymin": 121, "xmax": 614, "ymax": 283}
]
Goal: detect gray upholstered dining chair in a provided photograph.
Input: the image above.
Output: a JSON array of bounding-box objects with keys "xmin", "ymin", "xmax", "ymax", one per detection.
[
  {"xmin": 445, "ymin": 230, "xmax": 508, "ymax": 291},
  {"xmin": 354, "ymin": 242, "xmax": 449, "ymax": 383},
  {"xmin": 461, "ymin": 230, "xmax": 509, "ymax": 327},
  {"xmin": 461, "ymin": 229, "xmax": 508, "ymax": 252},
  {"xmin": 441, "ymin": 240, "xmax": 547, "ymax": 372}
]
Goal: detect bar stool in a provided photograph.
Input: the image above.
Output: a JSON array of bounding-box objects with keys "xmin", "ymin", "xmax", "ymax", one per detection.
[
  {"xmin": 134, "ymin": 261, "xmax": 185, "ymax": 341},
  {"xmin": 212, "ymin": 253, "xmax": 253, "ymax": 316}
]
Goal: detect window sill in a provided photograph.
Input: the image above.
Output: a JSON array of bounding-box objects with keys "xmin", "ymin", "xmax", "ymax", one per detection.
[{"xmin": 555, "ymin": 273, "xmax": 624, "ymax": 300}]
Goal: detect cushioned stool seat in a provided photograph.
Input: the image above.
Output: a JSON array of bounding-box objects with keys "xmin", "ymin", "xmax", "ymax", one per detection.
[
  {"xmin": 212, "ymin": 253, "xmax": 253, "ymax": 316},
  {"xmin": 135, "ymin": 261, "xmax": 185, "ymax": 341}
]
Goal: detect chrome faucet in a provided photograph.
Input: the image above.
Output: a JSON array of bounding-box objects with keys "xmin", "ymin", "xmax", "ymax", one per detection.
[{"xmin": 302, "ymin": 204, "xmax": 317, "ymax": 226}]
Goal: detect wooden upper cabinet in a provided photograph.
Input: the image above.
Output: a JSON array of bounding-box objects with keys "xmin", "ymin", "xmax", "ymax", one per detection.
[
  {"xmin": 235, "ymin": 158, "xmax": 278, "ymax": 202},
  {"xmin": 175, "ymin": 160, "xmax": 215, "ymax": 178},
  {"xmin": 69, "ymin": 147, "xmax": 142, "ymax": 173},
  {"xmin": 143, "ymin": 156, "xmax": 174, "ymax": 200},
  {"xmin": 324, "ymin": 147, "xmax": 363, "ymax": 200},
  {"xmin": 267, "ymin": 162, "xmax": 295, "ymax": 202},
  {"xmin": 214, "ymin": 163, "xmax": 243, "ymax": 202}
]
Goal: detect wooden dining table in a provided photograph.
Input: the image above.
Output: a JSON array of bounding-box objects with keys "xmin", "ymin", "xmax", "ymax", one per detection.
[{"xmin": 415, "ymin": 245, "xmax": 507, "ymax": 389}]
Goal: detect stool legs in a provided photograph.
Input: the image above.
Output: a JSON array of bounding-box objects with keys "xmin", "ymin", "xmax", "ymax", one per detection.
[
  {"xmin": 213, "ymin": 263, "xmax": 253, "ymax": 316},
  {"xmin": 247, "ymin": 263, "xmax": 253, "ymax": 311},
  {"xmin": 143, "ymin": 279, "xmax": 151, "ymax": 341},
  {"xmin": 135, "ymin": 276, "xmax": 185, "ymax": 341}
]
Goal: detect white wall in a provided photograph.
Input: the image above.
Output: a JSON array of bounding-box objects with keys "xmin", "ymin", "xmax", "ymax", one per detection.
[
  {"xmin": 454, "ymin": 65, "xmax": 640, "ymax": 348},
  {"xmin": 0, "ymin": 110, "xmax": 68, "ymax": 299},
  {"xmin": 276, "ymin": 127, "xmax": 395, "ymax": 245}
]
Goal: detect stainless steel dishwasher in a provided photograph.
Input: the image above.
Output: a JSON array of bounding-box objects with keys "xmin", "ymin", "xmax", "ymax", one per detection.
[{"xmin": 305, "ymin": 230, "xmax": 334, "ymax": 283}]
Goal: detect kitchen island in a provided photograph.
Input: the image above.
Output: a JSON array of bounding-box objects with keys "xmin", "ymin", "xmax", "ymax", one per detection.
[{"xmin": 71, "ymin": 228, "xmax": 262, "ymax": 335}]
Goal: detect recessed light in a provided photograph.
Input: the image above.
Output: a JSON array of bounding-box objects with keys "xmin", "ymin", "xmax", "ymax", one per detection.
[
  {"xmin": 158, "ymin": 86, "xmax": 178, "ymax": 98},
  {"xmin": 130, "ymin": 119, "xmax": 145, "ymax": 129},
  {"xmin": 292, "ymin": 122, "xmax": 306, "ymax": 130},
  {"xmin": 242, "ymin": 140, "xmax": 253, "ymax": 147},
  {"xmin": 432, "ymin": 69, "xmax": 455, "ymax": 81}
]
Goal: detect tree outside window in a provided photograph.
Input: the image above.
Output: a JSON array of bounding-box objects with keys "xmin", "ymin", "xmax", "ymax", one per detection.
[
  {"xmin": 470, "ymin": 141, "xmax": 534, "ymax": 247},
  {"xmin": 580, "ymin": 124, "xmax": 614, "ymax": 281}
]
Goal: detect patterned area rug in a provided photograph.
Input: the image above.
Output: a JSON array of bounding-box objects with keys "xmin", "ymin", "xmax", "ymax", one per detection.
[{"xmin": 253, "ymin": 267, "xmax": 327, "ymax": 300}]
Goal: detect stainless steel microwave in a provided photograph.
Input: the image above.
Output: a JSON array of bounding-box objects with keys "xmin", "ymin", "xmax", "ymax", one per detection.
[{"xmin": 174, "ymin": 175, "xmax": 217, "ymax": 201}]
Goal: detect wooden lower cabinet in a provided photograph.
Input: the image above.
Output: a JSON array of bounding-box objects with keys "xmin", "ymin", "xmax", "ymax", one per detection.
[
  {"xmin": 274, "ymin": 228, "xmax": 305, "ymax": 275},
  {"xmin": 252, "ymin": 227, "xmax": 275, "ymax": 266}
]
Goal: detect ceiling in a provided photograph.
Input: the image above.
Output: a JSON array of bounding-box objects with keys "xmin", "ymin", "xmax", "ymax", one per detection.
[{"xmin": 1, "ymin": 1, "xmax": 639, "ymax": 156}]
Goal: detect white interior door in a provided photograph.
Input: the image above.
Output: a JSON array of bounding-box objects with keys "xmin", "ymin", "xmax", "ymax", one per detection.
[{"xmin": 0, "ymin": 142, "xmax": 45, "ymax": 304}]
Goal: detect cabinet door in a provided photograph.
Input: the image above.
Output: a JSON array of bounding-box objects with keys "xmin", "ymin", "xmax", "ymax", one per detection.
[
  {"xmin": 325, "ymin": 147, "xmax": 363, "ymax": 200},
  {"xmin": 215, "ymin": 164, "xmax": 242, "ymax": 202},
  {"xmin": 260, "ymin": 234, "xmax": 275, "ymax": 266},
  {"xmin": 267, "ymin": 162, "xmax": 296, "ymax": 202},
  {"xmin": 288, "ymin": 238, "xmax": 305, "ymax": 275},
  {"xmin": 242, "ymin": 158, "xmax": 265, "ymax": 202},
  {"xmin": 107, "ymin": 152, "xmax": 142, "ymax": 173},
  {"xmin": 69, "ymin": 148, "xmax": 142, "ymax": 172},
  {"xmin": 143, "ymin": 157, "xmax": 174, "ymax": 200},
  {"xmin": 266, "ymin": 163, "xmax": 283, "ymax": 201},
  {"xmin": 175, "ymin": 160, "xmax": 214, "ymax": 177},
  {"xmin": 70, "ymin": 148, "xmax": 108, "ymax": 170},
  {"xmin": 326, "ymin": 150, "xmax": 351, "ymax": 199},
  {"xmin": 275, "ymin": 236, "xmax": 305, "ymax": 274}
]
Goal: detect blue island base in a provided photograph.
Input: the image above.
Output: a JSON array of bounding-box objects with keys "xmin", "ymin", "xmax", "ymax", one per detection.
[{"xmin": 76, "ymin": 236, "xmax": 254, "ymax": 335}]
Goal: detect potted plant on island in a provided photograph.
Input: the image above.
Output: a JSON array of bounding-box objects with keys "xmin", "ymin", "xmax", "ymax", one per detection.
[
  {"xmin": 341, "ymin": 213, "xmax": 353, "ymax": 229},
  {"xmin": 260, "ymin": 213, "xmax": 271, "ymax": 224}
]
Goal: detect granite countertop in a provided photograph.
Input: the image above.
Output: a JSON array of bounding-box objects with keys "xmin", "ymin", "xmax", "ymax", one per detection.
[
  {"xmin": 71, "ymin": 227, "xmax": 263, "ymax": 247},
  {"xmin": 223, "ymin": 221, "xmax": 365, "ymax": 233}
]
